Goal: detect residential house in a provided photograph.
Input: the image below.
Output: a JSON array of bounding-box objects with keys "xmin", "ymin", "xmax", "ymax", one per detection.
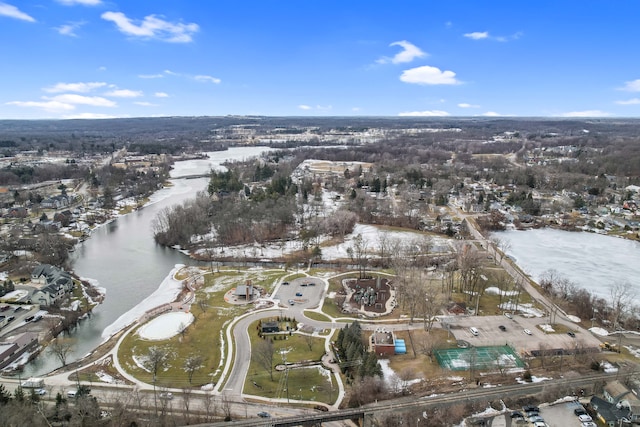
[
  {"xmin": 589, "ymin": 380, "xmax": 640, "ymax": 425},
  {"xmin": 30, "ymin": 264, "xmax": 74, "ymax": 306},
  {"xmin": 40, "ymin": 195, "xmax": 70, "ymax": 210}
]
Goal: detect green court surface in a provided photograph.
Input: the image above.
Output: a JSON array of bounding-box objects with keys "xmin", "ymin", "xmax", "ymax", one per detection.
[{"xmin": 434, "ymin": 345, "xmax": 525, "ymax": 371}]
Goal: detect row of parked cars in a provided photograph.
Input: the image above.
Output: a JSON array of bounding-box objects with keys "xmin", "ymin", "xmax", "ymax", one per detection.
[{"xmin": 511, "ymin": 405, "xmax": 545, "ymax": 426}]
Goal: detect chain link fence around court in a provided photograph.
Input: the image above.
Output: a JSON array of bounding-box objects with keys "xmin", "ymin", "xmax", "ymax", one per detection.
[{"xmin": 433, "ymin": 345, "xmax": 525, "ymax": 371}]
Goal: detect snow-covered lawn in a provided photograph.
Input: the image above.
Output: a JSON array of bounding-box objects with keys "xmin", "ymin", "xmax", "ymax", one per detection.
[{"xmin": 138, "ymin": 311, "xmax": 194, "ymax": 340}]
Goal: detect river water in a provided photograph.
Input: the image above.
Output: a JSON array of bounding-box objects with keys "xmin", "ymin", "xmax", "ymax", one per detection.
[
  {"xmin": 496, "ymin": 228, "xmax": 640, "ymax": 302},
  {"xmin": 23, "ymin": 146, "xmax": 271, "ymax": 376}
]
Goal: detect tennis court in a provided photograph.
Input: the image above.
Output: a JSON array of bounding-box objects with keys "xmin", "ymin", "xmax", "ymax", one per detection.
[{"xmin": 434, "ymin": 345, "xmax": 525, "ymax": 371}]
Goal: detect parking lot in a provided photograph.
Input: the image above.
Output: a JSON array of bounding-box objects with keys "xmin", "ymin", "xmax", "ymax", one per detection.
[
  {"xmin": 273, "ymin": 277, "xmax": 324, "ymax": 310},
  {"xmin": 446, "ymin": 314, "xmax": 602, "ymax": 355}
]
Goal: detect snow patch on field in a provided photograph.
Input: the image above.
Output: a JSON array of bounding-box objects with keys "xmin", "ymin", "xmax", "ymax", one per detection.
[{"xmin": 138, "ymin": 311, "xmax": 194, "ymax": 340}]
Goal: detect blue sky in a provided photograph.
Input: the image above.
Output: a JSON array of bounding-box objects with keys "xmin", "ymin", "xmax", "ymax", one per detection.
[{"xmin": 1, "ymin": 0, "xmax": 640, "ymax": 119}]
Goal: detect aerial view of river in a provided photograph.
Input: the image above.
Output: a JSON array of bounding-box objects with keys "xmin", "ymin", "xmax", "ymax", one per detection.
[
  {"xmin": 496, "ymin": 228, "xmax": 640, "ymax": 303},
  {"xmin": 23, "ymin": 146, "xmax": 271, "ymax": 376}
]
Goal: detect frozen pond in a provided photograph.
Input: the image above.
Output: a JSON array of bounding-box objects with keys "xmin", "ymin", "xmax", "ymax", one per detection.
[
  {"xmin": 495, "ymin": 228, "xmax": 640, "ymax": 302},
  {"xmin": 138, "ymin": 311, "xmax": 194, "ymax": 340}
]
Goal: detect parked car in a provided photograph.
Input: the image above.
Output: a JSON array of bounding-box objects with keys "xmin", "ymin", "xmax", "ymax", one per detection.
[
  {"xmin": 574, "ymin": 407, "xmax": 587, "ymax": 416},
  {"xmin": 35, "ymin": 388, "xmax": 47, "ymax": 395},
  {"xmin": 522, "ymin": 405, "xmax": 539, "ymax": 412},
  {"xmin": 499, "ymin": 325, "xmax": 506, "ymax": 331},
  {"xmin": 581, "ymin": 422, "xmax": 596, "ymax": 427},
  {"xmin": 504, "ymin": 312, "xmax": 513, "ymax": 319},
  {"xmin": 300, "ymin": 283, "xmax": 308, "ymax": 287},
  {"xmin": 159, "ymin": 392, "xmax": 173, "ymax": 400},
  {"xmin": 288, "ymin": 299, "xmax": 295, "ymax": 305},
  {"xmin": 523, "ymin": 329, "xmax": 532, "ymax": 335},
  {"xmin": 295, "ymin": 292, "xmax": 302, "ymax": 297},
  {"xmin": 282, "ymin": 282, "xmax": 289, "ymax": 285},
  {"xmin": 567, "ymin": 331, "xmax": 576, "ymax": 337},
  {"xmin": 510, "ymin": 411, "xmax": 523, "ymax": 419},
  {"xmin": 578, "ymin": 414, "xmax": 593, "ymax": 423},
  {"xmin": 257, "ymin": 412, "xmax": 271, "ymax": 418}
]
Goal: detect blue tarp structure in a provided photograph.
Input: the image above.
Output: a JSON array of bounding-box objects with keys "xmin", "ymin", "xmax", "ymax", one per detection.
[{"xmin": 394, "ymin": 338, "xmax": 406, "ymax": 354}]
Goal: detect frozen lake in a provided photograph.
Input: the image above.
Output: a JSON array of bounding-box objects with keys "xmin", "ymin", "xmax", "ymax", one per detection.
[{"xmin": 495, "ymin": 228, "xmax": 640, "ymax": 302}]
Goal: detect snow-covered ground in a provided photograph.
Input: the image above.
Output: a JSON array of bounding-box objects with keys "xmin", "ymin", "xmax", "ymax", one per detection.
[
  {"xmin": 101, "ymin": 264, "xmax": 185, "ymax": 340},
  {"xmin": 138, "ymin": 311, "xmax": 194, "ymax": 340},
  {"xmin": 192, "ymin": 222, "xmax": 453, "ymax": 263}
]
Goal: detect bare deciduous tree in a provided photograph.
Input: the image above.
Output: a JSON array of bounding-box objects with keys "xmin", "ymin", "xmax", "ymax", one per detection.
[
  {"xmin": 610, "ymin": 281, "xmax": 636, "ymax": 329},
  {"xmin": 143, "ymin": 346, "xmax": 172, "ymax": 414},
  {"xmin": 48, "ymin": 337, "xmax": 75, "ymax": 367},
  {"xmin": 252, "ymin": 338, "xmax": 275, "ymax": 381},
  {"xmin": 183, "ymin": 354, "xmax": 204, "ymax": 384},
  {"xmin": 346, "ymin": 234, "xmax": 369, "ymax": 279}
]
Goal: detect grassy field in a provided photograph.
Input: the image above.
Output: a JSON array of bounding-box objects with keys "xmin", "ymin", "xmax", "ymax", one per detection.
[
  {"xmin": 116, "ymin": 268, "xmax": 290, "ymax": 388},
  {"xmin": 244, "ymin": 318, "xmax": 334, "ymax": 403}
]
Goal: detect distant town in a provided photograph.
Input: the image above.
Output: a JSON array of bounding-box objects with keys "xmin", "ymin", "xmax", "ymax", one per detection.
[{"xmin": 0, "ymin": 117, "xmax": 639, "ymax": 427}]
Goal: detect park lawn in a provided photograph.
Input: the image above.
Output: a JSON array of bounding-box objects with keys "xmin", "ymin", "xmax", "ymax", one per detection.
[
  {"xmin": 385, "ymin": 329, "xmax": 450, "ymax": 379},
  {"xmin": 303, "ymin": 310, "xmax": 331, "ymax": 322},
  {"xmin": 117, "ymin": 270, "xmax": 256, "ymax": 388},
  {"xmin": 244, "ymin": 320, "xmax": 332, "ymax": 402},
  {"xmin": 246, "ymin": 366, "xmax": 336, "ymax": 404}
]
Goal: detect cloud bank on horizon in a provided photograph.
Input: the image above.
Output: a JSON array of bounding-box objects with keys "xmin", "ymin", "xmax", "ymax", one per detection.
[{"xmin": 1, "ymin": 1, "xmax": 640, "ymax": 119}]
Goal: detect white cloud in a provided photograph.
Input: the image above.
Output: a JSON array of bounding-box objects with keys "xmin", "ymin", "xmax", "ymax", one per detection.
[
  {"xmin": 398, "ymin": 110, "xmax": 450, "ymax": 117},
  {"xmin": 464, "ymin": 31, "xmax": 489, "ymax": 40},
  {"xmin": 6, "ymin": 100, "xmax": 74, "ymax": 112},
  {"xmin": 352, "ymin": 107, "xmax": 361, "ymax": 112},
  {"xmin": 464, "ymin": 31, "xmax": 522, "ymax": 42},
  {"xmin": 194, "ymin": 75, "xmax": 221, "ymax": 84},
  {"xmin": 139, "ymin": 73, "xmax": 164, "ymax": 79},
  {"xmin": 482, "ymin": 111, "xmax": 502, "ymax": 116},
  {"xmin": 46, "ymin": 94, "xmax": 116, "ymax": 107},
  {"xmin": 377, "ymin": 40, "xmax": 426, "ymax": 64},
  {"xmin": 98, "ymin": 66, "xmax": 106, "ymax": 71},
  {"xmin": 620, "ymin": 79, "xmax": 640, "ymax": 92},
  {"xmin": 44, "ymin": 82, "xmax": 106, "ymax": 93},
  {"xmin": 63, "ymin": 113, "xmax": 119, "ymax": 119},
  {"xmin": 316, "ymin": 105, "xmax": 332, "ymax": 111},
  {"xmin": 101, "ymin": 11, "xmax": 199, "ymax": 43},
  {"xmin": 560, "ymin": 110, "xmax": 610, "ymax": 117},
  {"xmin": 55, "ymin": 21, "xmax": 84, "ymax": 37},
  {"xmin": 154, "ymin": 92, "xmax": 169, "ymax": 98},
  {"xmin": 0, "ymin": 2, "xmax": 36, "ymax": 22},
  {"xmin": 458, "ymin": 103, "xmax": 479, "ymax": 108},
  {"xmin": 134, "ymin": 101, "xmax": 157, "ymax": 107},
  {"xmin": 104, "ymin": 89, "xmax": 143, "ymax": 98},
  {"xmin": 164, "ymin": 69, "xmax": 179, "ymax": 76},
  {"xmin": 615, "ymin": 98, "xmax": 640, "ymax": 105},
  {"xmin": 56, "ymin": 0, "xmax": 102, "ymax": 5},
  {"xmin": 400, "ymin": 65, "xmax": 461, "ymax": 85},
  {"xmin": 298, "ymin": 105, "xmax": 312, "ymax": 110}
]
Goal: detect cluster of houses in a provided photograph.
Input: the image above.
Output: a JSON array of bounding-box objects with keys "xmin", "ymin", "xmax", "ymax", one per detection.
[{"xmin": 590, "ymin": 380, "xmax": 640, "ymax": 426}]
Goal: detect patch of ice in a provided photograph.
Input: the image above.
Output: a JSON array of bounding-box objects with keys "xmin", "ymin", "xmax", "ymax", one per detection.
[
  {"xmin": 485, "ymin": 287, "xmax": 518, "ymax": 296},
  {"xmin": 566, "ymin": 315, "xmax": 581, "ymax": 323},
  {"xmin": 540, "ymin": 324, "xmax": 555, "ymax": 333},
  {"xmin": 138, "ymin": 311, "xmax": 194, "ymax": 340},
  {"xmin": 516, "ymin": 375, "xmax": 552, "ymax": 384},
  {"xmin": 590, "ymin": 327, "xmax": 609, "ymax": 336},
  {"xmin": 96, "ymin": 371, "xmax": 115, "ymax": 383}
]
